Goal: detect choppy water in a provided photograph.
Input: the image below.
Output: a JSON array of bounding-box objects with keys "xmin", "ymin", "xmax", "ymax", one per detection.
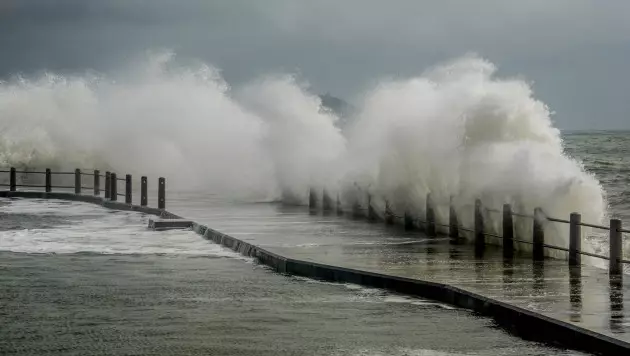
[
  {"xmin": 0, "ymin": 198, "xmax": 586, "ymax": 355},
  {"xmin": 564, "ymin": 131, "xmax": 630, "ymax": 222}
]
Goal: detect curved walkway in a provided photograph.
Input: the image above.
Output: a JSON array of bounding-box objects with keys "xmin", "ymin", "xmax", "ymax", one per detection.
[{"xmin": 2, "ymin": 190, "xmax": 628, "ymax": 356}]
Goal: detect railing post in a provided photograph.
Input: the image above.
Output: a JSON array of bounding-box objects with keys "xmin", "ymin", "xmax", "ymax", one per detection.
[
  {"xmin": 9, "ymin": 167, "xmax": 16, "ymax": 192},
  {"xmin": 45, "ymin": 168, "xmax": 52, "ymax": 193},
  {"xmin": 569, "ymin": 213, "xmax": 582, "ymax": 266},
  {"xmin": 75, "ymin": 168, "xmax": 81, "ymax": 194},
  {"xmin": 125, "ymin": 174, "xmax": 132, "ymax": 204},
  {"xmin": 426, "ymin": 193, "xmax": 436, "ymax": 236},
  {"xmin": 322, "ymin": 189, "xmax": 332, "ymax": 211},
  {"xmin": 110, "ymin": 173, "xmax": 117, "ymax": 201},
  {"xmin": 474, "ymin": 199, "xmax": 484, "ymax": 254},
  {"xmin": 449, "ymin": 196, "xmax": 459, "ymax": 241},
  {"xmin": 352, "ymin": 200, "xmax": 361, "ymax": 218},
  {"xmin": 367, "ymin": 194, "xmax": 376, "ymax": 221},
  {"xmin": 309, "ymin": 188, "xmax": 317, "ymax": 210},
  {"xmin": 609, "ymin": 219, "xmax": 623, "ymax": 275},
  {"xmin": 104, "ymin": 172, "xmax": 111, "ymax": 199},
  {"xmin": 336, "ymin": 193, "xmax": 343, "ymax": 215},
  {"xmin": 385, "ymin": 200, "xmax": 394, "ymax": 225},
  {"xmin": 503, "ymin": 204, "xmax": 514, "ymax": 259},
  {"xmin": 158, "ymin": 177, "xmax": 166, "ymax": 209},
  {"xmin": 533, "ymin": 208, "xmax": 545, "ymax": 261},
  {"xmin": 141, "ymin": 176, "xmax": 148, "ymax": 206},
  {"xmin": 93, "ymin": 170, "xmax": 100, "ymax": 196},
  {"xmin": 404, "ymin": 211, "xmax": 414, "ymax": 230}
]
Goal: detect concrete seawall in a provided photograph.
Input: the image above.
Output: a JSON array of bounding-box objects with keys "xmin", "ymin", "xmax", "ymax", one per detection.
[{"xmin": 2, "ymin": 190, "xmax": 628, "ymax": 355}]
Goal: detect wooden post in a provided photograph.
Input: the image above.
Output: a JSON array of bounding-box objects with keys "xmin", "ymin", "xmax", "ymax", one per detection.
[
  {"xmin": 367, "ymin": 194, "xmax": 376, "ymax": 221},
  {"xmin": 322, "ymin": 189, "xmax": 332, "ymax": 211},
  {"xmin": 385, "ymin": 200, "xmax": 394, "ymax": 225},
  {"xmin": 404, "ymin": 211, "xmax": 414, "ymax": 230},
  {"xmin": 533, "ymin": 208, "xmax": 545, "ymax": 261},
  {"xmin": 45, "ymin": 168, "xmax": 52, "ymax": 193},
  {"xmin": 141, "ymin": 176, "xmax": 148, "ymax": 206},
  {"xmin": 449, "ymin": 197, "xmax": 459, "ymax": 241},
  {"xmin": 352, "ymin": 200, "xmax": 361, "ymax": 218},
  {"xmin": 110, "ymin": 173, "xmax": 117, "ymax": 201},
  {"xmin": 9, "ymin": 167, "xmax": 16, "ymax": 192},
  {"xmin": 104, "ymin": 172, "xmax": 111, "ymax": 199},
  {"xmin": 609, "ymin": 219, "xmax": 623, "ymax": 275},
  {"xmin": 93, "ymin": 170, "xmax": 100, "ymax": 196},
  {"xmin": 569, "ymin": 213, "xmax": 582, "ymax": 266},
  {"xmin": 336, "ymin": 193, "xmax": 343, "ymax": 215},
  {"xmin": 158, "ymin": 177, "xmax": 165, "ymax": 209},
  {"xmin": 75, "ymin": 169, "xmax": 81, "ymax": 194},
  {"xmin": 474, "ymin": 199, "xmax": 484, "ymax": 254},
  {"xmin": 426, "ymin": 193, "xmax": 436, "ymax": 236},
  {"xmin": 309, "ymin": 188, "xmax": 317, "ymax": 210},
  {"xmin": 503, "ymin": 204, "xmax": 514, "ymax": 259},
  {"xmin": 125, "ymin": 174, "xmax": 132, "ymax": 204}
]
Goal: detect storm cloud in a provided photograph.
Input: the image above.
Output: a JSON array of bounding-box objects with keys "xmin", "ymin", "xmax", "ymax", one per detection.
[{"xmin": 1, "ymin": 0, "xmax": 630, "ymax": 129}]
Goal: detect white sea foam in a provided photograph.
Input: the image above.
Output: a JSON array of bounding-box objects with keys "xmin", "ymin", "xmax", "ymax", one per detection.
[
  {"xmin": 0, "ymin": 51, "xmax": 610, "ymax": 257},
  {"xmin": 0, "ymin": 198, "xmax": 249, "ymax": 260}
]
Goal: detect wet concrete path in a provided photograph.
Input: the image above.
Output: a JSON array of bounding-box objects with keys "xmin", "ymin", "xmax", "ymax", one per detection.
[{"xmin": 168, "ymin": 193, "xmax": 630, "ymax": 345}]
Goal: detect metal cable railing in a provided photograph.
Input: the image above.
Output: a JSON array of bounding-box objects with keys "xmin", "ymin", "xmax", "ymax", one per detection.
[{"xmin": 308, "ymin": 188, "xmax": 630, "ymax": 274}]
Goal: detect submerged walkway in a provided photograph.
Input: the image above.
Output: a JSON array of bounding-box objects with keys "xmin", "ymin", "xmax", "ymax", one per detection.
[
  {"xmin": 2, "ymin": 187, "xmax": 629, "ymax": 354},
  {"xmin": 167, "ymin": 193, "xmax": 630, "ymax": 349}
]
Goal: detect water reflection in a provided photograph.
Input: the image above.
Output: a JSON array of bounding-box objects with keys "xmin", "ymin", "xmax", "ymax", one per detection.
[
  {"xmin": 475, "ymin": 254, "xmax": 484, "ymax": 285},
  {"xmin": 569, "ymin": 267, "xmax": 582, "ymax": 323},
  {"xmin": 610, "ymin": 275, "xmax": 624, "ymax": 333},
  {"xmin": 502, "ymin": 259, "xmax": 514, "ymax": 291},
  {"xmin": 532, "ymin": 261, "xmax": 545, "ymax": 294}
]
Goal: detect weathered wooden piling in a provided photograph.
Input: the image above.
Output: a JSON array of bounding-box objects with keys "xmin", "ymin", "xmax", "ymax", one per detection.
[
  {"xmin": 367, "ymin": 194, "xmax": 377, "ymax": 222},
  {"xmin": 45, "ymin": 168, "xmax": 52, "ymax": 193},
  {"xmin": 9, "ymin": 167, "xmax": 16, "ymax": 192},
  {"xmin": 569, "ymin": 213, "xmax": 582, "ymax": 266},
  {"xmin": 309, "ymin": 188, "xmax": 317, "ymax": 210},
  {"xmin": 141, "ymin": 176, "xmax": 148, "ymax": 207},
  {"xmin": 609, "ymin": 219, "xmax": 623, "ymax": 275},
  {"xmin": 385, "ymin": 200, "xmax": 395, "ymax": 225},
  {"xmin": 474, "ymin": 199, "xmax": 484, "ymax": 255},
  {"xmin": 322, "ymin": 189, "xmax": 332, "ymax": 211},
  {"xmin": 352, "ymin": 200, "xmax": 362, "ymax": 218},
  {"xmin": 336, "ymin": 194, "xmax": 343, "ymax": 215},
  {"xmin": 426, "ymin": 194, "xmax": 436, "ymax": 237},
  {"xmin": 158, "ymin": 177, "xmax": 166, "ymax": 209},
  {"xmin": 502, "ymin": 204, "xmax": 514, "ymax": 259},
  {"xmin": 533, "ymin": 208, "xmax": 545, "ymax": 261},
  {"xmin": 125, "ymin": 174, "xmax": 132, "ymax": 204},
  {"xmin": 404, "ymin": 211, "xmax": 414, "ymax": 230},
  {"xmin": 93, "ymin": 170, "xmax": 100, "ymax": 196},
  {"xmin": 449, "ymin": 197, "xmax": 459, "ymax": 241},
  {"xmin": 104, "ymin": 172, "xmax": 111, "ymax": 199},
  {"xmin": 75, "ymin": 169, "xmax": 81, "ymax": 194},
  {"xmin": 110, "ymin": 173, "xmax": 117, "ymax": 201}
]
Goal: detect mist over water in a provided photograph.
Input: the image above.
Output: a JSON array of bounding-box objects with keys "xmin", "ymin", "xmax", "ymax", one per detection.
[{"xmin": 0, "ymin": 51, "xmax": 608, "ymax": 254}]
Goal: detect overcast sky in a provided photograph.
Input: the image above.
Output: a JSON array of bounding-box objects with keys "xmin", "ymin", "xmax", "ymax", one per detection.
[{"xmin": 1, "ymin": 0, "xmax": 629, "ymax": 130}]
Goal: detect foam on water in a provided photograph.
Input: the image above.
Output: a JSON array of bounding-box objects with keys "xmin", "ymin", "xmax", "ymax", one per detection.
[
  {"xmin": 0, "ymin": 51, "xmax": 611, "ymax": 257},
  {"xmin": 0, "ymin": 198, "xmax": 249, "ymax": 259},
  {"xmin": 291, "ymin": 275, "xmax": 457, "ymax": 310}
]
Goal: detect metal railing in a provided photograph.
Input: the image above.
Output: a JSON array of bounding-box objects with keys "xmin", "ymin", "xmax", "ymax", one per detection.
[
  {"xmin": 0, "ymin": 167, "xmax": 166, "ymax": 209},
  {"xmin": 308, "ymin": 188, "xmax": 627, "ymax": 275}
]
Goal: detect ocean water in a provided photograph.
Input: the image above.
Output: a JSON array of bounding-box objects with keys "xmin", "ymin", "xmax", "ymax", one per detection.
[{"xmin": 563, "ymin": 131, "xmax": 630, "ymax": 222}]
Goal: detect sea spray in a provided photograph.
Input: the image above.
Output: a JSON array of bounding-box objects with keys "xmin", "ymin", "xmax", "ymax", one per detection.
[
  {"xmin": 336, "ymin": 56, "xmax": 607, "ymax": 253},
  {"xmin": 0, "ymin": 52, "xmax": 609, "ymax": 256}
]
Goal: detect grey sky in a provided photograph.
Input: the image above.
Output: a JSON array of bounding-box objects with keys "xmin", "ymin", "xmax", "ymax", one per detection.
[{"xmin": 1, "ymin": 0, "xmax": 629, "ymax": 130}]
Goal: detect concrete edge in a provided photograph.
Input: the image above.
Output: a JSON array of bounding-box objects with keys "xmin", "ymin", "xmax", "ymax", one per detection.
[{"xmin": 2, "ymin": 190, "xmax": 627, "ymax": 355}]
